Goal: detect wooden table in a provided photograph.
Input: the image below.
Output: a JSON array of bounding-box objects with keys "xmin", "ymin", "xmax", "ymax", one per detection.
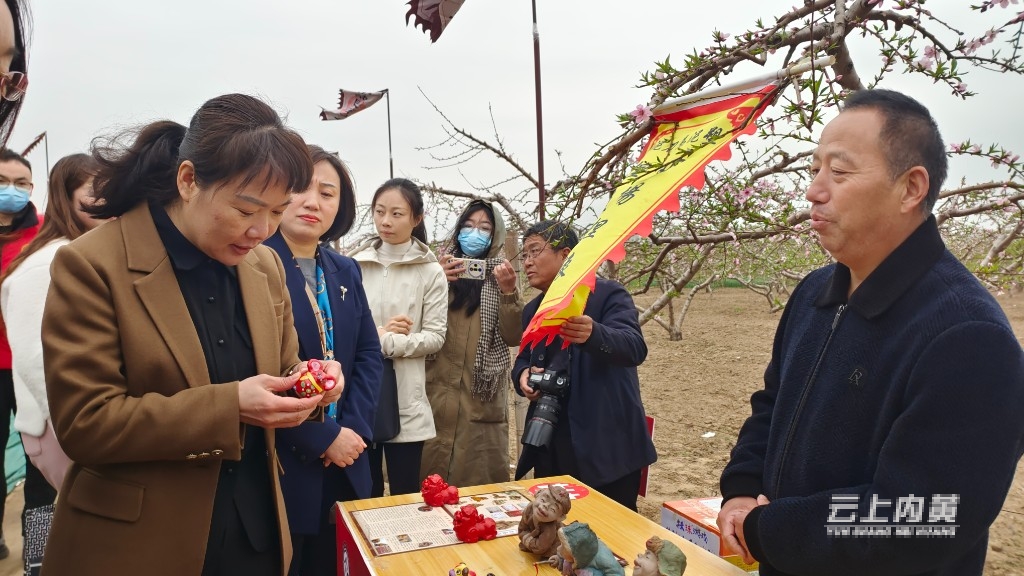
[{"xmin": 335, "ymin": 475, "xmax": 747, "ymax": 576}]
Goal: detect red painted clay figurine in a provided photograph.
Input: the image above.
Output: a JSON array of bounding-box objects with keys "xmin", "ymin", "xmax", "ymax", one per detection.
[
  {"xmin": 421, "ymin": 474, "xmax": 460, "ymax": 507},
  {"xmin": 453, "ymin": 505, "xmax": 497, "ymax": 543},
  {"xmin": 292, "ymin": 358, "xmax": 337, "ymax": 398}
]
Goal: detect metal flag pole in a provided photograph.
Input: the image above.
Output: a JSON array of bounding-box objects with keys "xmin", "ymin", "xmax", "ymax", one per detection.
[
  {"xmin": 531, "ymin": 0, "xmax": 546, "ymax": 217},
  {"xmin": 43, "ymin": 132, "xmax": 50, "ymax": 177},
  {"xmin": 384, "ymin": 89, "xmax": 394, "ymax": 179}
]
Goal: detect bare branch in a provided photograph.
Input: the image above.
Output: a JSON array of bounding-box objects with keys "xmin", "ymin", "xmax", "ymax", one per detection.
[
  {"xmin": 418, "ymin": 88, "xmax": 540, "ymax": 191},
  {"xmin": 422, "ymin": 184, "xmax": 531, "ymax": 232},
  {"xmin": 638, "ymin": 244, "xmax": 716, "ymax": 325}
]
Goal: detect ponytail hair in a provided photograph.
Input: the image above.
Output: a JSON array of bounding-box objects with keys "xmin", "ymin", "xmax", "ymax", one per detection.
[
  {"xmin": 88, "ymin": 93, "xmax": 312, "ymax": 219},
  {"xmin": 372, "ymin": 177, "xmax": 427, "ymax": 243},
  {"xmin": 414, "ymin": 217, "xmax": 427, "ymax": 244},
  {"xmin": 88, "ymin": 121, "xmax": 184, "ymax": 218}
]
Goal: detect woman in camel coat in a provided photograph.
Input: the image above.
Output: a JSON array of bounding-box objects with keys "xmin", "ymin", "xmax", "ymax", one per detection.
[{"xmin": 40, "ymin": 94, "xmax": 341, "ymax": 576}]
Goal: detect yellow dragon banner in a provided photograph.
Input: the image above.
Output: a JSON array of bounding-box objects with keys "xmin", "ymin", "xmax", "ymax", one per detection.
[{"xmin": 522, "ymin": 83, "xmax": 779, "ymax": 347}]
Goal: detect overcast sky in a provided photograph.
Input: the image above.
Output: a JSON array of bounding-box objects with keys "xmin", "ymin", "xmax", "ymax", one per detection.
[{"xmin": 10, "ymin": 1, "xmax": 1023, "ymax": 231}]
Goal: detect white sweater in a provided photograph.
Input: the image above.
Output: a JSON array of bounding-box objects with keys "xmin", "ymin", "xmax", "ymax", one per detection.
[{"xmin": 0, "ymin": 238, "xmax": 68, "ymax": 436}]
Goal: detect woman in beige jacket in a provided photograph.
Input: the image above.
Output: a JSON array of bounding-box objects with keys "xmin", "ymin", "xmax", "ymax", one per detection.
[
  {"xmin": 350, "ymin": 178, "xmax": 447, "ymax": 496},
  {"xmin": 421, "ymin": 200, "xmax": 524, "ymax": 486}
]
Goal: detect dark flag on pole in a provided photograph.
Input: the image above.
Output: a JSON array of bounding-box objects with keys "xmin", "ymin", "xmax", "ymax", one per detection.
[
  {"xmin": 406, "ymin": 0, "xmax": 466, "ymax": 42},
  {"xmin": 320, "ymin": 90, "xmax": 387, "ymax": 120},
  {"xmin": 20, "ymin": 131, "xmax": 45, "ymax": 156}
]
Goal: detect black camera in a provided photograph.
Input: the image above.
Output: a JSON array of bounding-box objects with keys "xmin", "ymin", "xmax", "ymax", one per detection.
[{"xmin": 521, "ymin": 370, "xmax": 570, "ymax": 448}]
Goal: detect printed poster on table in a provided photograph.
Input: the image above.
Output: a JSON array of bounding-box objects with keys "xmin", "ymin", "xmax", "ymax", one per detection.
[{"xmin": 351, "ymin": 490, "xmax": 528, "ymax": 556}]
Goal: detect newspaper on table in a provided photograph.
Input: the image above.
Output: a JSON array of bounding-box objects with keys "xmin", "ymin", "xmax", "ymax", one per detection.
[{"xmin": 352, "ymin": 490, "xmax": 529, "ymax": 556}]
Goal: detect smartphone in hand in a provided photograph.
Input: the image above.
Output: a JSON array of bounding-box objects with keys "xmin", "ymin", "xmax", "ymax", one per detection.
[{"xmin": 457, "ymin": 258, "xmax": 486, "ymax": 281}]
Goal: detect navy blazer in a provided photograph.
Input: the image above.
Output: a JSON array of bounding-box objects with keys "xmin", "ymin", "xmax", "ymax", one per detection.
[
  {"xmin": 265, "ymin": 232, "xmax": 383, "ymax": 534},
  {"xmin": 513, "ymin": 277, "xmax": 657, "ymax": 486}
]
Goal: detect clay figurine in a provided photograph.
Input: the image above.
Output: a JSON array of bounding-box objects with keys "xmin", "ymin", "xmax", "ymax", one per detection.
[
  {"xmin": 449, "ymin": 562, "xmax": 475, "ymax": 576},
  {"xmin": 632, "ymin": 536, "xmax": 686, "ymax": 576},
  {"xmin": 547, "ymin": 521, "xmax": 624, "ymax": 576},
  {"xmin": 421, "ymin": 474, "xmax": 460, "ymax": 507},
  {"xmin": 453, "ymin": 505, "xmax": 497, "ymax": 543},
  {"xmin": 518, "ymin": 485, "xmax": 571, "ymax": 557},
  {"xmin": 292, "ymin": 358, "xmax": 337, "ymax": 398}
]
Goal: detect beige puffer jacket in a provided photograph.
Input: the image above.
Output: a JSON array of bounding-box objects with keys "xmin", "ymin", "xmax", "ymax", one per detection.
[{"xmin": 350, "ymin": 237, "xmax": 448, "ymax": 443}]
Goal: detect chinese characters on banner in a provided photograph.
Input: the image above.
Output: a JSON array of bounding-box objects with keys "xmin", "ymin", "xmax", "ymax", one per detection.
[{"xmin": 520, "ymin": 83, "xmax": 780, "ymax": 348}]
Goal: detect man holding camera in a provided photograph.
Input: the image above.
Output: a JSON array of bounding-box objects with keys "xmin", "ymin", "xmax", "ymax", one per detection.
[{"xmin": 513, "ymin": 220, "xmax": 656, "ymax": 511}]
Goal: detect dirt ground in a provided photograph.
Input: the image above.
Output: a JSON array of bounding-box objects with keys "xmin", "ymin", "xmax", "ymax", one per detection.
[
  {"xmin": 0, "ymin": 288, "xmax": 1019, "ymax": 575},
  {"xmin": 629, "ymin": 288, "xmax": 1024, "ymax": 576}
]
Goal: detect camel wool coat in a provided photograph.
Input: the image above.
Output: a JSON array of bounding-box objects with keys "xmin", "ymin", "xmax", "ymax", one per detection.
[
  {"xmin": 420, "ymin": 200, "xmax": 524, "ymax": 486},
  {"xmin": 40, "ymin": 203, "xmax": 302, "ymax": 576}
]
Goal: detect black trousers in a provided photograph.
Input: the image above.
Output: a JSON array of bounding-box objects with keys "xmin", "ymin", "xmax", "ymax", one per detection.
[
  {"xmin": 0, "ymin": 369, "xmax": 13, "ymax": 534},
  {"xmin": 202, "ymin": 430, "xmax": 280, "ymax": 576},
  {"xmin": 201, "ymin": 504, "xmax": 280, "ymax": 576},
  {"xmin": 22, "ymin": 458, "xmax": 56, "ymax": 515},
  {"xmin": 368, "ymin": 441, "xmax": 424, "ymax": 497},
  {"xmin": 288, "ymin": 470, "xmax": 357, "ymax": 576},
  {"xmin": 527, "ymin": 417, "xmax": 643, "ymax": 511}
]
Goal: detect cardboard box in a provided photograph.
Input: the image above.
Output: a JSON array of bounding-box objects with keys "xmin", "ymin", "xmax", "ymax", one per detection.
[{"xmin": 661, "ymin": 497, "xmax": 759, "ymax": 573}]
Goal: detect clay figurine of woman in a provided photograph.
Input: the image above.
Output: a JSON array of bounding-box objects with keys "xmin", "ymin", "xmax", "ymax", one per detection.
[
  {"xmin": 518, "ymin": 485, "xmax": 571, "ymax": 556},
  {"xmin": 632, "ymin": 536, "xmax": 686, "ymax": 576},
  {"xmin": 547, "ymin": 521, "xmax": 624, "ymax": 576}
]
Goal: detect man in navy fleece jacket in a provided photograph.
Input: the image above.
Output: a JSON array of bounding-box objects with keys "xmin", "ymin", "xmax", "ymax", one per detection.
[{"xmin": 717, "ymin": 89, "xmax": 1024, "ymax": 576}]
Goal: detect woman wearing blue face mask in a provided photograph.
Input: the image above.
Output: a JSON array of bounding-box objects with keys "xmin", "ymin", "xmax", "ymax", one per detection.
[
  {"xmin": 421, "ymin": 200, "xmax": 524, "ymax": 485},
  {"xmin": 0, "ymin": 147, "xmax": 39, "ymax": 560}
]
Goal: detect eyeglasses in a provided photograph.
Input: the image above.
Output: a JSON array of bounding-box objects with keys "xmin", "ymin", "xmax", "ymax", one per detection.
[
  {"xmin": 0, "ymin": 71, "xmax": 28, "ymax": 102},
  {"xmin": 0, "ymin": 177, "xmax": 31, "ymax": 191},
  {"xmin": 519, "ymin": 246, "xmax": 551, "ymax": 263}
]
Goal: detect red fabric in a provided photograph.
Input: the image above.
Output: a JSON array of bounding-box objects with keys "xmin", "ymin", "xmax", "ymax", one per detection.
[{"xmin": 0, "ymin": 215, "xmax": 42, "ymax": 368}]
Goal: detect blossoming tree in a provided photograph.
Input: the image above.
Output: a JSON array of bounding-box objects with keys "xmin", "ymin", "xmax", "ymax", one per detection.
[{"xmin": 421, "ymin": 0, "xmax": 1024, "ymax": 339}]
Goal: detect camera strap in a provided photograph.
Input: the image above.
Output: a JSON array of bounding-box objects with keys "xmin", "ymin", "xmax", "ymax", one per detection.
[{"xmin": 529, "ymin": 338, "xmax": 572, "ymax": 383}]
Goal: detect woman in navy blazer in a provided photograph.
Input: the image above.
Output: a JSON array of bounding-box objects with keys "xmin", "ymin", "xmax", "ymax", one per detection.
[{"xmin": 265, "ymin": 145, "xmax": 382, "ymax": 576}]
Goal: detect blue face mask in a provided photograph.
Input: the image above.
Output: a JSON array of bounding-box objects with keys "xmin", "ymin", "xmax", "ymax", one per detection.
[
  {"xmin": 0, "ymin": 184, "xmax": 30, "ymax": 214},
  {"xmin": 458, "ymin": 228, "xmax": 491, "ymax": 257}
]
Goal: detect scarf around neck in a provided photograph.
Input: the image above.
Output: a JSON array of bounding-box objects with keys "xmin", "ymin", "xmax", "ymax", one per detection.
[{"xmin": 471, "ymin": 256, "xmax": 511, "ymax": 402}]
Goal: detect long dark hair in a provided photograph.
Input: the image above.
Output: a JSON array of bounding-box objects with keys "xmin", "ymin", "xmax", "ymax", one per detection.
[
  {"xmin": 0, "ymin": 0, "xmax": 30, "ymax": 149},
  {"xmin": 308, "ymin": 145, "xmax": 356, "ymax": 242},
  {"xmin": 449, "ymin": 203, "xmax": 495, "ymax": 315},
  {"xmin": 87, "ymin": 93, "xmax": 312, "ymax": 219},
  {"xmin": 371, "ymin": 177, "xmax": 427, "ymax": 244},
  {"xmin": 2, "ymin": 153, "xmax": 97, "ymax": 283}
]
